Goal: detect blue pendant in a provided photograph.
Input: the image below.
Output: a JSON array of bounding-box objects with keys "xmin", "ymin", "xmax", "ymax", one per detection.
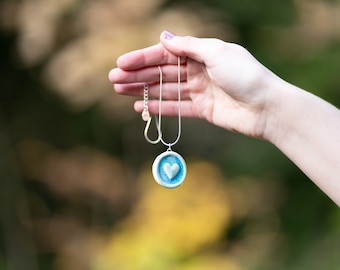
[{"xmin": 152, "ymin": 151, "xmax": 186, "ymax": 188}]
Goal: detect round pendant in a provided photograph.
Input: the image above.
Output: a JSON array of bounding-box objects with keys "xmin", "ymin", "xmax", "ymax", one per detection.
[{"xmin": 152, "ymin": 151, "xmax": 186, "ymax": 188}]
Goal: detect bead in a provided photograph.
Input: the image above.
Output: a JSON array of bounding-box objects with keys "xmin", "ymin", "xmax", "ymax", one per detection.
[{"xmin": 142, "ymin": 110, "xmax": 150, "ymax": 121}]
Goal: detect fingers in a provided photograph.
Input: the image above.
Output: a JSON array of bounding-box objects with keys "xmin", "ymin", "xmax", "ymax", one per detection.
[
  {"xmin": 109, "ymin": 64, "xmax": 187, "ymax": 84},
  {"xmin": 116, "ymin": 43, "xmax": 186, "ymax": 71},
  {"xmin": 116, "ymin": 32, "xmax": 217, "ymax": 72},
  {"xmin": 115, "ymin": 81, "xmax": 190, "ymax": 100},
  {"xmin": 160, "ymin": 31, "xmax": 226, "ymax": 65},
  {"xmin": 134, "ymin": 100, "xmax": 199, "ymax": 118}
]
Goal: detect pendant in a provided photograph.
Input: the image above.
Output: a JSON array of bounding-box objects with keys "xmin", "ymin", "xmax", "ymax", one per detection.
[{"xmin": 152, "ymin": 151, "xmax": 186, "ymax": 188}]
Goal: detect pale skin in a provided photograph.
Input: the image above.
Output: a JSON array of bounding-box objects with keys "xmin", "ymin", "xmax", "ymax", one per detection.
[{"xmin": 109, "ymin": 31, "xmax": 340, "ymax": 206}]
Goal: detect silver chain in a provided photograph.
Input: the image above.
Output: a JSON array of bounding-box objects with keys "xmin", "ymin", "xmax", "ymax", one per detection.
[{"xmin": 144, "ymin": 56, "xmax": 181, "ymax": 150}]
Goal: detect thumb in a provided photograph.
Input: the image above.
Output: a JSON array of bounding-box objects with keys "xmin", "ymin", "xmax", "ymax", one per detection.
[{"xmin": 160, "ymin": 31, "xmax": 210, "ymax": 64}]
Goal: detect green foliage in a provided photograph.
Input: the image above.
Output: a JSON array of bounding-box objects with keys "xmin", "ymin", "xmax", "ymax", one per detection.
[{"xmin": 163, "ymin": 0, "xmax": 297, "ymax": 43}]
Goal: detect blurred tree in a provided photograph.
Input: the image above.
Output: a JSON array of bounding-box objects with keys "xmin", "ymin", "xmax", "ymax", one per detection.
[
  {"xmin": 93, "ymin": 161, "xmax": 285, "ymax": 270},
  {"xmin": 1, "ymin": 0, "xmax": 340, "ymax": 269}
]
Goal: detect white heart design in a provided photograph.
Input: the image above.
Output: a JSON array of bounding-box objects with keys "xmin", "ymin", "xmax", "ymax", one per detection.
[{"xmin": 163, "ymin": 163, "xmax": 180, "ymax": 180}]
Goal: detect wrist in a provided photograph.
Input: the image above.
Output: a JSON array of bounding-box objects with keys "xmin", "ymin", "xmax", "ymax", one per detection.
[{"xmin": 261, "ymin": 76, "xmax": 298, "ymax": 144}]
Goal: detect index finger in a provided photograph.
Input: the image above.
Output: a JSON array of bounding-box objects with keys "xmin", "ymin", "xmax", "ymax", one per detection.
[{"xmin": 116, "ymin": 43, "xmax": 185, "ymax": 71}]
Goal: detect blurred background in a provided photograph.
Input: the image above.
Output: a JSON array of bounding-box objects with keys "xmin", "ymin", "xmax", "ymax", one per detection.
[{"xmin": 1, "ymin": 0, "xmax": 340, "ymax": 269}]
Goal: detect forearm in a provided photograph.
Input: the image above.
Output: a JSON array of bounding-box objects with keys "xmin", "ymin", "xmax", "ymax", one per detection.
[{"xmin": 265, "ymin": 78, "xmax": 340, "ymax": 206}]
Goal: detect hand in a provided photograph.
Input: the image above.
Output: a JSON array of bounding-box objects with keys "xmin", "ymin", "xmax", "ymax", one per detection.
[
  {"xmin": 109, "ymin": 31, "xmax": 340, "ymax": 205},
  {"xmin": 109, "ymin": 31, "xmax": 280, "ymax": 139}
]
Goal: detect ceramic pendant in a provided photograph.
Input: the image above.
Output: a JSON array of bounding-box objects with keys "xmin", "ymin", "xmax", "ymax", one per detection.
[{"xmin": 152, "ymin": 151, "xmax": 186, "ymax": 188}]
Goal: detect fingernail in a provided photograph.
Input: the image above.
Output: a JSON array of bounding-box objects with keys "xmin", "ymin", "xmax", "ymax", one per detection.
[{"xmin": 162, "ymin": 30, "xmax": 175, "ymax": 40}]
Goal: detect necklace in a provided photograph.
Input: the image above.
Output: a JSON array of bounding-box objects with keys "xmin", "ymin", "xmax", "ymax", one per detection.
[{"xmin": 142, "ymin": 57, "xmax": 186, "ymax": 188}]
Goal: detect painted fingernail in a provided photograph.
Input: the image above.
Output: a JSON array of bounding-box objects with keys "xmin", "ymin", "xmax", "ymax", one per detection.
[{"xmin": 162, "ymin": 30, "xmax": 175, "ymax": 40}]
